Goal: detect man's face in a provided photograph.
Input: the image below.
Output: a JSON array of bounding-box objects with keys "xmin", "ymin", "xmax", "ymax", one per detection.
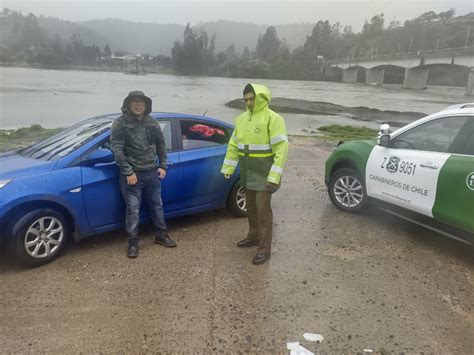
[
  {"xmin": 244, "ymin": 92, "xmax": 256, "ymax": 111},
  {"xmin": 130, "ymin": 98, "xmax": 146, "ymax": 117}
]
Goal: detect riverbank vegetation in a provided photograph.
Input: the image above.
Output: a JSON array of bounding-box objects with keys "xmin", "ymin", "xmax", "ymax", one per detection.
[
  {"xmin": 0, "ymin": 124, "xmax": 377, "ymax": 152},
  {"xmin": 0, "ymin": 125, "xmax": 61, "ymax": 152},
  {"xmin": 316, "ymin": 124, "xmax": 378, "ymax": 141},
  {"xmin": 0, "ymin": 123, "xmax": 378, "ymax": 153}
]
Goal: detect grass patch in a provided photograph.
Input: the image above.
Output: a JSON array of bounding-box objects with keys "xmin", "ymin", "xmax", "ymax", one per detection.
[
  {"xmin": 317, "ymin": 124, "xmax": 377, "ymax": 142},
  {"xmin": 0, "ymin": 125, "xmax": 62, "ymax": 152}
]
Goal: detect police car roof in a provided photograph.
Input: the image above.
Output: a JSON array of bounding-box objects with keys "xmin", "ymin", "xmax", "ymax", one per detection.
[
  {"xmin": 389, "ymin": 103, "xmax": 474, "ymax": 137},
  {"xmin": 442, "ymin": 103, "xmax": 474, "ymax": 111}
]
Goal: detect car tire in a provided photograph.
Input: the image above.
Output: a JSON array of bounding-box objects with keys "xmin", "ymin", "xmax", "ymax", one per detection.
[
  {"xmin": 227, "ymin": 181, "xmax": 247, "ymax": 217},
  {"xmin": 328, "ymin": 168, "xmax": 367, "ymax": 213},
  {"xmin": 9, "ymin": 209, "xmax": 69, "ymax": 267}
]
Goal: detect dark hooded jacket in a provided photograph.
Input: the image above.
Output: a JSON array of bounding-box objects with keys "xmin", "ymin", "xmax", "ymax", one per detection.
[{"xmin": 111, "ymin": 91, "xmax": 167, "ymax": 176}]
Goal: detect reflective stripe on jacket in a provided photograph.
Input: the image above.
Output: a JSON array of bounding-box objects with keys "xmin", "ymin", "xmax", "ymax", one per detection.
[{"xmin": 221, "ymin": 84, "xmax": 288, "ymax": 191}]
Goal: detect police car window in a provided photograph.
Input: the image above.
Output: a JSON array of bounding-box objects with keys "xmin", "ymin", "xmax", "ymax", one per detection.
[
  {"xmin": 448, "ymin": 117, "xmax": 474, "ymax": 155},
  {"xmin": 391, "ymin": 116, "xmax": 470, "ymax": 153},
  {"xmin": 180, "ymin": 120, "xmax": 229, "ymax": 150},
  {"xmin": 157, "ymin": 120, "xmax": 172, "ymax": 151},
  {"xmin": 460, "ymin": 130, "xmax": 474, "ymax": 155}
]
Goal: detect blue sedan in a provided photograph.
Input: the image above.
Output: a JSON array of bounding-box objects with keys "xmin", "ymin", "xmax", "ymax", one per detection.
[{"xmin": 0, "ymin": 113, "xmax": 246, "ymax": 266}]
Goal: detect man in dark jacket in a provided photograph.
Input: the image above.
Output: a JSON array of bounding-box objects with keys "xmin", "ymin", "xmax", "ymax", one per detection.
[{"xmin": 111, "ymin": 91, "xmax": 176, "ymax": 258}]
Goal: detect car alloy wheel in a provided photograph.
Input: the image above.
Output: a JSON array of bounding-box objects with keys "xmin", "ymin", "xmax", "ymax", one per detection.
[
  {"xmin": 328, "ymin": 168, "xmax": 367, "ymax": 213},
  {"xmin": 333, "ymin": 175, "xmax": 364, "ymax": 208},
  {"xmin": 24, "ymin": 216, "xmax": 65, "ymax": 259},
  {"xmin": 235, "ymin": 185, "xmax": 247, "ymax": 212},
  {"xmin": 227, "ymin": 181, "xmax": 247, "ymax": 217}
]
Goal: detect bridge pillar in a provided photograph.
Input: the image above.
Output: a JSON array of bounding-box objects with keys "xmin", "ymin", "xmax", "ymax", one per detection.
[
  {"xmin": 342, "ymin": 68, "xmax": 358, "ymax": 83},
  {"xmin": 403, "ymin": 68, "xmax": 429, "ymax": 90},
  {"xmin": 466, "ymin": 68, "xmax": 474, "ymax": 96},
  {"xmin": 365, "ymin": 68, "xmax": 385, "ymax": 85}
]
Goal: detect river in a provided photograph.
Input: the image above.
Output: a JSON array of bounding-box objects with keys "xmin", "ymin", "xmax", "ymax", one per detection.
[{"xmin": 0, "ymin": 67, "xmax": 468, "ymax": 133}]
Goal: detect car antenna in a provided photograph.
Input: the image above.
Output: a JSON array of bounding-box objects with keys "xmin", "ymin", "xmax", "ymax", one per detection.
[{"xmin": 202, "ymin": 109, "xmax": 208, "ymax": 117}]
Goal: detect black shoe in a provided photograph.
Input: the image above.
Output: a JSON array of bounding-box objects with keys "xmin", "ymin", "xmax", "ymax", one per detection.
[
  {"xmin": 237, "ymin": 239, "xmax": 259, "ymax": 248},
  {"xmin": 155, "ymin": 233, "xmax": 177, "ymax": 248},
  {"xmin": 252, "ymin": 254, "xmax": 270, "ymax": 265},
  {"xmin": 127, "ymin": 244, "xmax": 138, "ymax": 258}
]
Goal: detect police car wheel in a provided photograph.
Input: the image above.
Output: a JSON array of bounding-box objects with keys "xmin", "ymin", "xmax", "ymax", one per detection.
[
  {"xmin": 9, "ymin": 209, "xmax": 69, "ymax": 267},
  {"xmin": 227, "ymin": 181, "xmax": 247, "ymax": 217},
  {"xmin": 329, "ymin": 168, "xmax": 367, "ymax": 213}
]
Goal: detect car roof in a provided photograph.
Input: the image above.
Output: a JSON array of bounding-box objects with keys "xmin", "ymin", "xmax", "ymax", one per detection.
[
  {"xmin": 92, "ymin": 112, "xmax": 233, "ymax": 128},
  {"xmin": 441, "ymin": 103, "xmax": 474, "ymax": 111},
  {"xmin": 390, "ymin": 105, "xmax": 474, "ymax": 137}
]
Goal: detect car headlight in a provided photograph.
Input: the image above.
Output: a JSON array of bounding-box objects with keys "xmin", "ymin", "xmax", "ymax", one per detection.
[{"xmin": 0, "ymin": 179, "xmax": 12, "ymax": 189}]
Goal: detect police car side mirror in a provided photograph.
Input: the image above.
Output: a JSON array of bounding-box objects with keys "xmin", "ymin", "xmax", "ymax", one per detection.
[
  {"xmin": 378, "ymin": 134, "xmax": 390, "ymax": 147},
  {"xmin": 378, "ymin": 123, "xmax": 390, "ymax": 136}
]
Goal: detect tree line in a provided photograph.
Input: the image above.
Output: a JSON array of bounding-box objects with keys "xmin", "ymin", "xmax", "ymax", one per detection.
[
  {"xmin": 0, "ymin": 9, "xmax": 112, "ymax": 66},
  {"xmin": 171, "ymin": 9, "xmax": 473, "ymax": 81}
]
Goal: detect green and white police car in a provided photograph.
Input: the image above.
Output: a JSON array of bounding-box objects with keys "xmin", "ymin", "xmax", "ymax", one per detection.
[{"xmin": 325, "ymin": 103, "xmax": 474, "ymax": 245}]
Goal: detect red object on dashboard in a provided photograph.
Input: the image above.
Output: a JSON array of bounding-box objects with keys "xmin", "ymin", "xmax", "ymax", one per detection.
[{"xmin": 189, "ymin": 124, "xmax": 225, "ymax": 137}]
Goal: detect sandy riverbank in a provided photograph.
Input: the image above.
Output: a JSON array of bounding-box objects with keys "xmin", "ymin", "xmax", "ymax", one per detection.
[{"xmin": 226, "ymin": 97, "xmax": 427, "ymax": 127}]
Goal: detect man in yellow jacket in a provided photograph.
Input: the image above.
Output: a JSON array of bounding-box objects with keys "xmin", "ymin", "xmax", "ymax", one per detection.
[{"xmin": 221, "ymin": 83, "xmax": 288, "ymax": 265}]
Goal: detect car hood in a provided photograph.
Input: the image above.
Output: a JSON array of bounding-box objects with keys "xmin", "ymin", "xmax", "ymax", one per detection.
[{"xmin": 0, "ymin": 151, "xmax": 55, "ymax": 180}]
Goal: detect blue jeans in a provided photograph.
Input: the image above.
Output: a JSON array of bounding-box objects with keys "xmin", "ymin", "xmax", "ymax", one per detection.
[{"xmin": 119, "ymin": 170, "xmax": 167, "ymax": 245}]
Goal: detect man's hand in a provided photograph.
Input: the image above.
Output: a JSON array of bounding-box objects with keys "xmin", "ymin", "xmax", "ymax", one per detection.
[
  {"xmin": 266, "ymin": 181, "xmax": 279, "ymax": 192},
  {"xmin": 157, "ymin": 168, "xmax": 167, "ymax": 179},
  {"xmin": 126, "ymin": 173, "xmax": 138, "ymax": 185}
]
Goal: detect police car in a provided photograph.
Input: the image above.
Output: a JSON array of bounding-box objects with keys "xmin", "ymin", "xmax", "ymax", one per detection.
[{"xmin": 325, "ymin": 103, "xmax": 474, "ymax": 245}]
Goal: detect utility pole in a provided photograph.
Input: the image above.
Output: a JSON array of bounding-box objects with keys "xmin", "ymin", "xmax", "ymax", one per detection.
[
  {"xmin": 408, "ymin": 36, "xmax": 413, "ymax": 53},
  {"xmin": 397, "ymin": 43, "xmax": 401, "ymax": 55},
  {"xmin": 375, "ymin": 41, "xmax": 379, "ymax": 57},
  {"xmin": 351, "ymin": 46, "xmax": 356, "ymax": 60},
  {"xmin": 435, "ymin": 38, "xmax": 440, "ymax": 51},
  {"xmin": 465, "ymin": 27, "xmax": 471, "ymax": 48}
]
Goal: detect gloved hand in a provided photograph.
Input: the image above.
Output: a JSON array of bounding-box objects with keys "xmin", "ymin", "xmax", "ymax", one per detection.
[{"xmin": 266, "ymin": 181, "xmax": 280, "ymax": 193}]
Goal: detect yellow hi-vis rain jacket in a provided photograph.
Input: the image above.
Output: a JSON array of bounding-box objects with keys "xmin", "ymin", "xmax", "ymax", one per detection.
[{"xmin": 221, "ymin": 84, "xmax": 289, "ymax": 191}]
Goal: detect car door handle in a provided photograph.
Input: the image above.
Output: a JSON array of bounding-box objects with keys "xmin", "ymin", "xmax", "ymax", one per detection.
[{"xmin": 420, "ymin": 162, "xmax": 439, "ymax": 169}]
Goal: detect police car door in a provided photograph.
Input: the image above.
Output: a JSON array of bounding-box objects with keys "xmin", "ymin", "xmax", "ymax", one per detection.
[
  {"xmin": 365, "ymin": 115, "xmax": 469, "ymax": 218},
  {"xmin": 432, "ymin": 116, "xmax": 474, "ymax": 233}
]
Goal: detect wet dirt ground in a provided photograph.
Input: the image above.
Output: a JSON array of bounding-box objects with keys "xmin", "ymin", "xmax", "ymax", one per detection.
[{"xmin": 0, "ymin": 137, "xmax": 473, "ymax": 354}]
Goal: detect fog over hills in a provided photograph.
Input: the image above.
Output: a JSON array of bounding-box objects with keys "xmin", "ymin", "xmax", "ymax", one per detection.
[{"xmin": 36, "ymin": 16, "xmax": 315, "ymax": 55}]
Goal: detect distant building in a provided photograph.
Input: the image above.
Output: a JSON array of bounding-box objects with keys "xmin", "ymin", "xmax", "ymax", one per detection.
[{"xmin": 110, "ymin": 53, "xmax": 144, "ymax": 61}]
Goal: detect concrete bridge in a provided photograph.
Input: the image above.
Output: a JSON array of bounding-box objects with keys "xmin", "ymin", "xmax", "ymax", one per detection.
[{"xmin": 328, "ymin": 47, "xmax": 474, "ymax": 95}]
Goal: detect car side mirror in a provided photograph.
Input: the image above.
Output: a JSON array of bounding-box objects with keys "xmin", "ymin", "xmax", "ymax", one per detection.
[
  {"xmin": 81, "ymin": 148, "xmax": 114, "ymax": 166},
  {"xmin": 378, "ymin": 123, "xmax": 390, "ymax": 137},
  {"xmin": 378, "ymin": 134, "xmax": 391, "ymax": 147}
]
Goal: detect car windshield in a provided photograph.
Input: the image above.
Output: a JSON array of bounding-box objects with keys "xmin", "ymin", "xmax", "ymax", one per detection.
[{"xmin": 19, "ymin": 117, "xmax": 114, "ymax": 161}]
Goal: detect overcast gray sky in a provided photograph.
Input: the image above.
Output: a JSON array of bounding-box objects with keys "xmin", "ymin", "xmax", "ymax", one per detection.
[{"xmin": 3, "ymin": 1, "xmax": 473, "ymax": 29}]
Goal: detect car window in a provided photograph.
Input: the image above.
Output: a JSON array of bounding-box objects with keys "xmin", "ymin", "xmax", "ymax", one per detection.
[
  {"xmin": 391, "ymin": 116, "xmax": 470, "ymax": 153},
  {"xmin": 180, "ymin": 119, "xmax": 230, "ymax": 150},
  {"xmin": 98, "ymin": 119, "xmax": 172, "ymax": 153},
  {"xmin": 448, "ymin": 117, "xmax": 474, "ymax": 155},
  {"xmin": 157, "ymin": 120, "xmax": 172, "ymax": 151},
  {"xmin": 19, "ymin": 117, "xmax": 113, "ymax": 161},
  {"xmin": 461, "ymin": 132, "xmax": 474, "ymax": 156}
]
